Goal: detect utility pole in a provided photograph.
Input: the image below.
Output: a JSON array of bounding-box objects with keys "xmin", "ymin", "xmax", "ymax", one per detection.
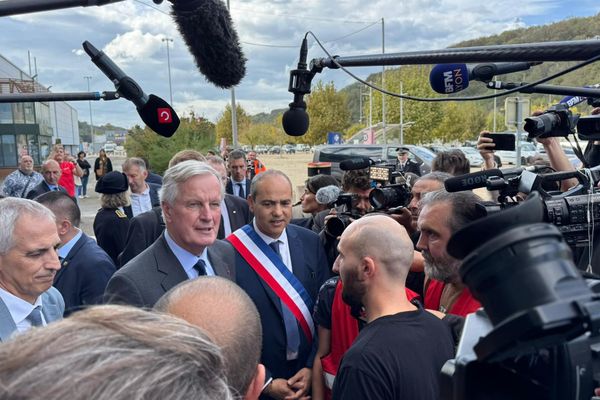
[
  {"xmin": 162, "ymin": 37, "xmax": 174, "ymax": 105},
  {"xmin": 84, "ymin": 76, "xmax": 94, "ymax": 152}
]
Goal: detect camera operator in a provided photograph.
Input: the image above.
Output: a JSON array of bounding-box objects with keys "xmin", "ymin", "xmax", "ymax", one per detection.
[
  {"xmin": 417, "ymin": 190, "xmax": 484, "ymax": 317},
  {"xmin": 291, "ymin": 174, "xmax": 340, "ymax": 232}
]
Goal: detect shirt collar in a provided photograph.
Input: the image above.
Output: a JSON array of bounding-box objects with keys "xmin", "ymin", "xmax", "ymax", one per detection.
[
  {"xmin": 0, "ymin": 287, "xmax": 43, "ymax": 326},
  {"xmin": 131, "ymin": 185, "xmax": 150, "ymax": 197},
  {"xmin": 57, "ymin": 228, "xmax": 83, "ymax": 259},
  {"xmin": 164, "ymin": 229, "xmax": 209, "ymax": 275},
  {"xmin": 252, "ymin": 219, "xmax": 288, "ymax": 247}
]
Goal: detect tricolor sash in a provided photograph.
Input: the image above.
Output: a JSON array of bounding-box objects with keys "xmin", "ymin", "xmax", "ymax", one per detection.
[{"xmin": 228, "ymin": 225, "xmax": 315, "ymax": 343}]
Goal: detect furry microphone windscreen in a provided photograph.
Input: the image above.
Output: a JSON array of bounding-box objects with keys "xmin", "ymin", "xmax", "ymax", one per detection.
[{"xmin": 171, "ymin": 0, "xmax": 247, "ymax": 88}]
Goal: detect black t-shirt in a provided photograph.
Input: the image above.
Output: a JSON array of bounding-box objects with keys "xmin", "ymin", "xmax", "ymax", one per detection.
[{"xmin": 332, "ymin": 308, "xmax": 455, "ymax": 400}]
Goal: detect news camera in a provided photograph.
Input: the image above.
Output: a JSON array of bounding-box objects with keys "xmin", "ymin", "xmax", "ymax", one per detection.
[
  {"xmin": 440, "ymin": 191, "xmax": 600, "ymax": 400},
  {"xmin": 323, "ymin": 158, "xmax": 413, "ymax": 237}
]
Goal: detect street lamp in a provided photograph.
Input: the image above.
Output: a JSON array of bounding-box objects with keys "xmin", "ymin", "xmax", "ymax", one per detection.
[
  {"xmin": 83, "ymin": 76, "xmax": 94, "ymax": 152},
  {"xmin": 162, "ymin": 37, "xmax": 174, "ymax": 105}
]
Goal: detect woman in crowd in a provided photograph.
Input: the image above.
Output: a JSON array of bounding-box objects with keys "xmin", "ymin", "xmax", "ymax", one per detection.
[
  {"xmin": 50, "ymin": 144, "xmax": 83, "ymax": 198},
  {"xmin": 94, "ymin": 149, "xmax": 113, "ymax": 180},
  {"xmin": 76, "ymin": 151, "xmax": 92, "ymax": 198},
  {"xmin": 93, "ymin": 171, "xmax": 131, "ymax": 266},
  {"xmin": 291, "ymin": 174, "xmax": 340, "ymax": 232}
]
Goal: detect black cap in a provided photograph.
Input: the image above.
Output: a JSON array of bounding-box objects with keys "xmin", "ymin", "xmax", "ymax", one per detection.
[
  {"xmin": 396, "ymin": 147, "xmax": 409, "ymax": 153},
  {"xmin": 95, "ymin": 171, "xmax": 128, "ymax": 194}
]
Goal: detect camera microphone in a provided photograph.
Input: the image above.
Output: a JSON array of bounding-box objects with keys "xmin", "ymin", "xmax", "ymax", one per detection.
[
  {"xmin": 316, "ymin": 185, "xmax": 341, "ymax": 205},
  {"xmin": 339, "ymin": 157, "xmax": 373, "ymax": 171}
]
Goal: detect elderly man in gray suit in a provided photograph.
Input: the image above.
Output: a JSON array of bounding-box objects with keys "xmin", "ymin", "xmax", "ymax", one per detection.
[
  {"xmin": 105, "ymin": 160, "xmax": 235, "ymax": 308},
  {"xmin": 0, "ymin": 198, "xmax": 64, "ymax": 342}
]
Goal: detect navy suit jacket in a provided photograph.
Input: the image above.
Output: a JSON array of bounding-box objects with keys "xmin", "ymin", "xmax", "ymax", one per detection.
[
  {"xmin": 25, "ymin": 181, "xmax": 68, "ymax": 200},
  {"xmin": 226, "ymin": 178, "xmax": 251, "ymax": 199},
  {"xmin": 54, "ymin": 233, "xmax": 116, "ymax": 316},
  {"xmin": 231, "ymin": 224, "xmax": 330, "ymax": 380},
  {"xmin": 148, "ymin": 182, "xmax": 161, "ymax": 208}
]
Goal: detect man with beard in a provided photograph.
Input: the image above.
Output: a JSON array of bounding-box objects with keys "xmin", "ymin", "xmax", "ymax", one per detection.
[
  {"xmin": 417, "ymin": 189, "xmax": 483, "ymax": 317},
  {"xmin": 331, "ymin": 215, "xmax": 454, "ymax": 400}
]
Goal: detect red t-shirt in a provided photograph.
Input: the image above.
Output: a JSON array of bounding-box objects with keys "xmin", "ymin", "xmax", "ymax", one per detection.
[{"xmin": 58, "ymin": 161, "xmax": 76, "ymax": 196}]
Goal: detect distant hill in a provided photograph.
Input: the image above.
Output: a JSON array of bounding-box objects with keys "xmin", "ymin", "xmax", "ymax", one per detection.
[
  {"xmin": 337, "ymin": 12, "xmax": 600, "ymax": 123},
  {"xmin": 251, "ymin": 108, "xmax": 286, "ymax": 124},
  {"xmin": 78, "ymin": 121, "xmax": 128, "ymax": 143}
]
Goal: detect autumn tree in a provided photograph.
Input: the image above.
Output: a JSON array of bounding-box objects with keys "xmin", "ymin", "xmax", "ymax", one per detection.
[
  {"xmin": 215, "ymin": 104, "xmax": 251, "ymax": 146},
  {"xmin": 304, "ymin": 81, "xmax": 351, "ymax": 145}
]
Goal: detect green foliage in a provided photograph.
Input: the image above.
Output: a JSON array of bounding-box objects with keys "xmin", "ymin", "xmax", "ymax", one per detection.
[
  {"xmin": 215, "ymin": 104, "xmax": 252, "ymax": 146},
  {"xmin": 124, "ymin": 113, "xmax": 216, "ymax": 174},
  {"xmin": 305, "ymin": 81, "xmax": 351, "ymax": 145}
]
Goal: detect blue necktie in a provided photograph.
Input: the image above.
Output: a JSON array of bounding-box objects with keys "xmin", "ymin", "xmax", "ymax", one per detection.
[
  {"xmin": 27, "ymin": 306, "xmax": 43, "ymax": 327},
  {"xmin": 193, "ymin": 259, "xmax": 207, "ymax": 277},
  {"xmin": 269, "ymin": 241, "xmax": 300, "ymax": 360}
]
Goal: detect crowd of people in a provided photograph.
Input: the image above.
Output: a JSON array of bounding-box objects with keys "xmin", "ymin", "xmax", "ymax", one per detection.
[{"xmin": 0, "ymin": 125, "xmax": 599, "ymax": 399}]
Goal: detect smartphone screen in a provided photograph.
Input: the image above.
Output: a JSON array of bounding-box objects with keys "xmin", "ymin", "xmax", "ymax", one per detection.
[{"xmin": 482, "ymin": 133, "xmax": 516, "ymax": 151}]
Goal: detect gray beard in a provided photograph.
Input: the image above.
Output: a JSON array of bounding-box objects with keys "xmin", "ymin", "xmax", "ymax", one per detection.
[{"xmin": 423, "ymin": 251, "xmax": 462, "ymax": 284}]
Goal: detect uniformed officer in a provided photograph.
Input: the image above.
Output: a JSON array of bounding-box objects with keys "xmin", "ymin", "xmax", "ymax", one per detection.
[
  {"xmin": 396, "ymin": 147, "xmax": 422, "ymax": 176},
  {"xmin": 93, "ymin": 171, "xmax": 131, "ymax": 266}
]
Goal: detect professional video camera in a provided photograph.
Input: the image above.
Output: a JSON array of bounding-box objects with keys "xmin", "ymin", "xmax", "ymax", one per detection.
[
  {"xmin": 322, "ymin": 157, "xmax": 413, "ymax": 236},
  {"xmin": 446, "ymin": 166, "xmax": 600, "ymax": 248},
  {"xmin": 524, "ymin": 103, "xmax": 580, "ymax": 140},
  {"xmin": 440, "ymin": 192, "xmax": 600, "ymax": 400}
]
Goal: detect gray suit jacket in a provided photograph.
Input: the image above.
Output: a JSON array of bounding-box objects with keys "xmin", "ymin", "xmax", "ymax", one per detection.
[
  {"xmin": 104, "ymin": 233, "xmax": 235, "ymax": 308},
  {"xmin": 0, "ymin": 287, "xmax": 65, "ymax": 342}
]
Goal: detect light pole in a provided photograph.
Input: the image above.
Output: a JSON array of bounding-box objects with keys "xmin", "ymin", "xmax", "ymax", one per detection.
[
  {"xmin": 381, "ymin": 17, "xmax": 386, "ymax": 143},
  {"xmin": 227, "ymin": 0, "xmax": 238, "ymax": 148},
  {"xmin": 162, "ymin": 37, "xmax": 174, "ymax": 105},
  {"xmin": 84, "ymin": 76, "xmax": 94, "ymax": 152}
]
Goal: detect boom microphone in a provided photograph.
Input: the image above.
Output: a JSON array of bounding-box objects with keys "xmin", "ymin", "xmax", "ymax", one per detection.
[
  {"xmin": 83, "ymin": 41, "xmax": 180, "ymax": 138},
  {"xmin": 169, "ymin": 0, "xmax": 246, "ymax": 89},
  {"xmin": 282, "ymin": 37, "xmax": 311, "ymax": 136},
  {"xmin": 316, "ymin": 185, "xmax": 341, "ymax": 205},
  {"xmin": 429, "ymin": 62, "xmax": 540, "ymax": 94}
]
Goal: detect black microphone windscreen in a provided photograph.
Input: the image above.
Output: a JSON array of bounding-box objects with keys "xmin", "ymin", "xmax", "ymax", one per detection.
[
  {"xmin": 339, "ymin": 158, "xmax": 371, "ymax": 171},
  {"xmin": 444, "ymin": 169, "xmax": 503, "ymax": 192},
  {"xmin": 138, "ymin": 94, "xmax": 181, "ymax": 137},
  {"xmin": 171, "ymin": 0, "xmax": 246, "ymax": 89},
  {"xmin": 282, "ymin": 107, "xmax": 309, "ymax": 136}
]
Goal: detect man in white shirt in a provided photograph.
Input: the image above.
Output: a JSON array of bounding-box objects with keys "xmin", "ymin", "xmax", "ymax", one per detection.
[
  {"xmin": 122, "ymin": 157, "xmax": 160, "ymax": 217},
  {"xmin": 0, "ymin": 198, "xmax": 64, "ymax": 341}
]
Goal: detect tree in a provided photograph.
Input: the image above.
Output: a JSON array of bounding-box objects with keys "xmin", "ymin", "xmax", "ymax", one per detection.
[
  {"xmin": 304, "ymin": 81, "xmax": 351, "ymax": 145},
  {"xmin": 215, "ymin": 104, "xmax": 251, "ymax": 146}
]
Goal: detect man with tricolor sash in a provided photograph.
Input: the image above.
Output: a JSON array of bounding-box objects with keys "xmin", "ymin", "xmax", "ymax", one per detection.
[{"xmin": 228, "ymin": 170, "xmax": 330, "ymax": 400}]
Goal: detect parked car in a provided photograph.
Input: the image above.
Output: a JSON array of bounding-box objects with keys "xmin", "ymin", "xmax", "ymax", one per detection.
[
  {"xmin": 426, "ymin": 144, "xmax": 450, "ymax": 154},
  {"xmin": 282, "ymin": 144, "xmax": 296, "ymax": 154},
  {"xmin": 313, "ymin": 144, "xmax": 435, "ymax": 181},
  {"xmin": 254, "ymin": 145, "xmax": 268, "ymax": 154},
  {"xmin": 269, "ymin": 145, "xmax": 281, "ymax": 154},
  {"xmin": 458, "ymin": 147, "xmax": 484, "ymax": 168},
  {"xmin": 496, "ymin": 142, "xmax": 539, "ymax": 165}
]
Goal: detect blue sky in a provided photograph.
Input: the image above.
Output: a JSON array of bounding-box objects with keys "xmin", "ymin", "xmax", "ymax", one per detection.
[{"xmin": 0, "ymin": 0, "xmax": 599, "ymax": 130}]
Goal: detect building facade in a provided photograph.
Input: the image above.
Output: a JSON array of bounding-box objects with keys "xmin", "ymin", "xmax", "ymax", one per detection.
[{"xmin": 0, "ymin": 53, "xmax": 79, "ymax": 178}]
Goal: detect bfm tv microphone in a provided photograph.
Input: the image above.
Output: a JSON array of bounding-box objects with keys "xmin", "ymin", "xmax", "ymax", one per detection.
[
  {"xmin": 83, "ymin": 41, "xmax": 180, "ymax": 138},
  {"xmin": 282, "ymin": 37, "xmax": 310, "ymax": 136},
  {"xmin": 169, "ymin": 0, "xmax": 246, "ymax": 89},
  {"xmin": 429, "ymin": 62, "xmax": 540, "ymax": 94},
  {"xmin": 316, "ymin": 185, "xmax": 342, "ymax": 205}
]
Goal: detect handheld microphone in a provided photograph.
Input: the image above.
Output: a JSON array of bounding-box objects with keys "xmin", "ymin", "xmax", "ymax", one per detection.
[
  {"xmin": 339, "ymin": 157, "xmax": 373, "ymax": 171},
  {"xmin": 83, "ymin": 41, "xmax": 180, "ymax": 138},
  {"xmin": 559, "ymin": 84, "xmax": 600, "ymax": 107},
  {"xmin": 169, "ymin": 0, "xmax": 246, "ymax": 89},
  {"xmin": 316, "ymin": 185, "xmax": 341, "ymax": 205},
  {"xmin": 282, "ymin": 37, "xmax": 311, "ymax": 136},
  {"xmin": 429, "ymin": 62, "xmax": 540, "ymax": 94}
]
